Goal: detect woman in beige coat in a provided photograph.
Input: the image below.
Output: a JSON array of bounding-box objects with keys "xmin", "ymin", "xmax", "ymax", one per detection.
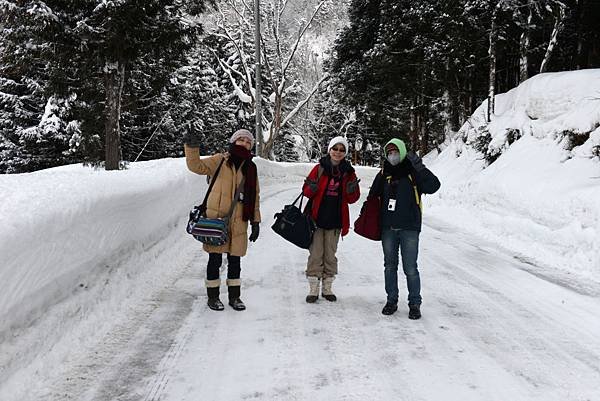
[{"xmin": 184, "ymin": 129, "xmax": 261, "ymax": 311}]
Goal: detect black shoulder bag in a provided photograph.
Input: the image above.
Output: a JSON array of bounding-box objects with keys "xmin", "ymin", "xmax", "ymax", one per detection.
[{"xmin": 271, "ymin": 192, "xmax": 317, "ymax": 249}]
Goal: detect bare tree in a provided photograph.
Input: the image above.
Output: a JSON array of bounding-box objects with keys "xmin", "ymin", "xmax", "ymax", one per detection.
[
  {"xmin": 210, "ymin": 0, "xmax": 331, "ymax": 159},
  {"xmin": 519, "ymin": 1, "xmax": 534, "ymax": 83},
  {"xmin": 487, "ymin": 1, "xmax": 504, "ymax": 122},
  {"xmin": 104, "ymin": 60, "xmax": 125, "ymax": 170},
  {"xmin": 540, "ymin": 1, "xmax": 566, "ymax": 73}
]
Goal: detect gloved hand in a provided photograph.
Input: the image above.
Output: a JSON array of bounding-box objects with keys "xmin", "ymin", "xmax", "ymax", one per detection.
[
  {"xmin": 249, "ymin": 222, "xmax": 260, "ymax": 242},
  {"xmin": 346, "ymin": 178, "xmax": 361, "ymax": 194},
  {"xmin": 183, "ymin": 122, "xmax": 202, "ymax": 148},
  {"xmin": 304, "ymin": 178, "xmax": 318, "ymax": 194},
  {"xmin": 406, "ymin": 151, "xmax": 425, "ymax": 172}
]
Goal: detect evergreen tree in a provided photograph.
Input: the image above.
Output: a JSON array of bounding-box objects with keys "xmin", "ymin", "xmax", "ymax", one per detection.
[
  {"xmin": 0, "ymin": 1, "xmax": 75, "ymax": 173},
  {"xmin": 0, "ymin": 0, "xmax": 214, "ymax": 172},
  {"xmin": 328, "ymin": 0, "xmax": 600, "ymax": 156}
]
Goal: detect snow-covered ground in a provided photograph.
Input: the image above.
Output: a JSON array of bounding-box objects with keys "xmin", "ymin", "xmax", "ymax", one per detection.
[{"xmin": 1, "ymin": 70, "xmax": 600, "ymax": 400}]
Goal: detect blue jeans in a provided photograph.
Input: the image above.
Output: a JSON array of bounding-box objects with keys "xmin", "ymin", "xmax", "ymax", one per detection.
[{"xmin": 381, "ymin": 228, "xmax": 421, "ymax": 306}]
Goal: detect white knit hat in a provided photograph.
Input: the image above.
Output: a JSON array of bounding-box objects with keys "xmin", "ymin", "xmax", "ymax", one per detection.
[
  {"xmin": 327, "ymin": 136, "xmax": 349, "ymax": 156},
  {"xmin": 229, "ymin": 129, "xmax": 255, "ymax": 146}
]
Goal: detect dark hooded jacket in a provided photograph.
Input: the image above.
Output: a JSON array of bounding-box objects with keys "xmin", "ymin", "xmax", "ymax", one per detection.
[{"xmin": 368, "ymin": 158, "xmax": 440, "ymax": 232}]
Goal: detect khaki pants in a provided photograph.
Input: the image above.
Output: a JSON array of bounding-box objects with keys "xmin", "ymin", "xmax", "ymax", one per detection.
[{"xmin": 306, "ymin": 228, "xmax": 341, "ymax": 278}]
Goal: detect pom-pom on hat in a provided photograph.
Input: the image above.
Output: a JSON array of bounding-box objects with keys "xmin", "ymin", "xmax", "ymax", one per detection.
[
  {"xmin": 327, "ymin": 136, "xmax": 349, "ymax": 156},
  {"xmin": 230, "ymin": 129, "xmax": 255, "ymax": 146}
]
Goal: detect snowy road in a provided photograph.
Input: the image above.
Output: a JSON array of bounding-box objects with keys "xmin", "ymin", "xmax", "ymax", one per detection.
[{"xmin": 7, "ymin": 178, "xmax": 600, "ymax": 401}]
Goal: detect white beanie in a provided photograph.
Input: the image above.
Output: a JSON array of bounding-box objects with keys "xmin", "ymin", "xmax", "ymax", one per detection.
[
  {"xmin": 230, "ymin": 129, "xmax": 255, "ymax": 146},
  {"xmin": 327, "ymin": 136, "xmax": 349, "ymax": 156}
]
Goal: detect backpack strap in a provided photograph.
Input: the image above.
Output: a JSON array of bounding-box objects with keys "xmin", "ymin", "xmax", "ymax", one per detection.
[
  {"xmin": 408, "ymin": 174, "xmax": 422, "ymax": 212},
  {"xmin": 225, "ymin": 174, "xmax": 246, "ymax": 219},
  {"xmin": 317, "ymin": 166, "xmax": 324, "ymax": 182}
]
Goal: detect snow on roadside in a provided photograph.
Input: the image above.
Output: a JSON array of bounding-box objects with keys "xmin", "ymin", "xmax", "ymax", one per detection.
[
  {"xmin": 0, "ymin": 158, "xmax": 201, "ymax": 332},
  {"xmin": 427, "ymin": 69, "xmax": 600, "ymax": 290}
]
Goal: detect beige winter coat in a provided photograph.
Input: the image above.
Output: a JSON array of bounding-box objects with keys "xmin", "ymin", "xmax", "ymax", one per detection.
[{"xmin": 185, "ymin": 145, "xmax": 261, "ymax": 257}]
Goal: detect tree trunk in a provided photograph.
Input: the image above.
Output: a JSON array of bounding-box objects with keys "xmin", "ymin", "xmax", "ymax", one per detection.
[
  {"xmin": 104, "ymin": 60, "xmax": 125, "ymax": 170},
  {"xmin": 420, "ymin": 102, "xmax": 429, "ymax": 155},
  {"xmin": 448, "ymin": 86, "xmax": 460, "ymax": 132},
  {"xmin": 462, "ymin": 71, "xmax": 474, "ymax": 122},
  {"xmin": 519, "ymin": 3, "xmax": 532, "ymax": 83},
  {"xmin": 261, "ymin": 94, "xmax": 281, "ymax": 159},
  {"xmin": 410, "ymin": 98, "xmax": 419, "ymax": 148},
  {"xmin": 488, "ymin": 3, "xmax": 500, "ymax": 122},
  {"xmin": 540, "ymin": 4, "xmax": 566, "ymax": 73},
  {"xmin": 575, "ymin": 0, "xmax": 587, "ymax": 70}
]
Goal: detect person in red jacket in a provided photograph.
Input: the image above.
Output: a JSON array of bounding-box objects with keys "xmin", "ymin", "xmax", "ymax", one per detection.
[{"xmin": 302, "ymin": 136, "xmax": 361, "ymax": 303}]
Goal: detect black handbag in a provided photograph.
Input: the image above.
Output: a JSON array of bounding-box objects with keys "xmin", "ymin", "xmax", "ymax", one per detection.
[{"xmin": 271, "ymin": 192, "xmax": 317, "ymax": 249}]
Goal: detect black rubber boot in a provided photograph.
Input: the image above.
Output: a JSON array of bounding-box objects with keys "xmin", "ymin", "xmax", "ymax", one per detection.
[
  {"xmin": 207, "ymin": 287, "xmax": 224, "ymax": 311},
  {"xmin": 408, "ymin": 304, "xmax": 421, "ymax": 320},
  {"xmin": 228, "ymin": 285, "xmax": 246, "ymax": 311}
]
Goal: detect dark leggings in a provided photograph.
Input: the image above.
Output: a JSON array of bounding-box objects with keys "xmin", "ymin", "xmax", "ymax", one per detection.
[{"xmin": 206, "ymin": 253, "xmax": 241, "ymax": 280}]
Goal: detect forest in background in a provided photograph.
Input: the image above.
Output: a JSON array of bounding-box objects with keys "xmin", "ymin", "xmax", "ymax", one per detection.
[{"xmin": 1, "ymin": 0, "xmax": 599, "ymax": 173}]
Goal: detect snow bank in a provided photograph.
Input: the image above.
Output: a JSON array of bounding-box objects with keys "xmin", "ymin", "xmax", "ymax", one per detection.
[
  {"xmin": 460, "ymin": 69, "xmax": 600, "ymax": 159},
  {"xmin": 0, "ymin": 158, "xmax": 205, "ymax": 332},
  {"xmin": 429, "ymin": 70, "xmax": 600, "ymax": 287},
  {"xmin": 0, "ymin": 155, "xmax": 374, "ymax": 337}
]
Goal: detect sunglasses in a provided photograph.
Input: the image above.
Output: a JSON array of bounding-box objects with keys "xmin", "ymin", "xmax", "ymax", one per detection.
[{"xmin": 331, "ymin": 146, "xmax": 346, "ymax": 152}]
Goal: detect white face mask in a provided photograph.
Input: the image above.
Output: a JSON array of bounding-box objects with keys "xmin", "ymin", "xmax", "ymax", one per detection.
[{"xmin": 387, "ymin": 153, "xmax": 401, "ymax": 166}]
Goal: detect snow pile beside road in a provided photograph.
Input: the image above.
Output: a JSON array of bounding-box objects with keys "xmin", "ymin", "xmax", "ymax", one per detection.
[
  {"xmin": 428, "ymin": 70, "xmax": 600, "ymax": 289},
  {"xmin": 460, "ymin": 69, "xmax": 600, "ymax": 160},
  {"xmin": 0, "ymin": 158, "xmax": 203, "ymax": 333}
]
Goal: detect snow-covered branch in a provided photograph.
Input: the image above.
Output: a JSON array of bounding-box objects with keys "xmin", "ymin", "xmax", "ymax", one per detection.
[
  {"xmin": 211, "ymin": 49, "xmax": 253, "ymax": 104},
  {"xmin": 282, "ymin": 0, "xmax": 327, "ymax": 78},
  {"xmin": 281, "ymin": 73, "xmax": 327, "ymax": 128}
]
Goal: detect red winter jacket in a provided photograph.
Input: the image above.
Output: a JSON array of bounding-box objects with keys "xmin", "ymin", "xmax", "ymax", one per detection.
[{"xmin": 302, "ymin": 162, "xmax": 360, "ymax": 236}]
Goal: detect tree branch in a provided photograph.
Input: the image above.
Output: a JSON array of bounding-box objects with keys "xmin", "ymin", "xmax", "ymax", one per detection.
[
  {"xmin": 281, "ymin": 73, "xmax": 327, "ymax": 128},
  {"xmin": 282, "ymin": 0, "xmax": 326, "ymax": 78}
]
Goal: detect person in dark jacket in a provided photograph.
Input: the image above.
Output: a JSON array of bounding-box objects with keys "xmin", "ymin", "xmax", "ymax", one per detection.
[
  {"xmin": 302, "ymin": 136, "xmax": 361, "ymax": 303},
  {"xmin": 368, "ymin": 138, "xmax": 440, "ymax": 319}
]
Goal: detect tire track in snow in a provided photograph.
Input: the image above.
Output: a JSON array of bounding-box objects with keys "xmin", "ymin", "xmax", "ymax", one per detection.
[
  {"xmin": 418, "ymin": 223, "xmax": 600, "ymax": 401},
  {"xmin": 25, "ymin": 176, "xmax": 600, "ymax": 401},
  {"xmin": 139, "ymin": 183, "xmax": 304, "ymax": 401}
]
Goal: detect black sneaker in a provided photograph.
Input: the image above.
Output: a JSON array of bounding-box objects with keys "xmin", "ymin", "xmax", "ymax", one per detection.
[
  {"xmin": 408, "ymin": 304, "xmax": 421, "ymax": 320},
  {"xmin": 229, "ymin": 298, "xmax": 246, "ymax": 311},
  {"xmin": 382, "ymin": 303, "xmax": 398, "ymax": 315},
  {"xmin": 207, "ymin": 298, "xmax": 224, "ymax": 311}
]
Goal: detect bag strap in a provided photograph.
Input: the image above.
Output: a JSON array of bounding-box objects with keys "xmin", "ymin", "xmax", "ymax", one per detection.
[
  {"xmin": 290, "ymin": 192, "xmax": 305, "ymax": 209},
  {"xmin": 225, "ymin": 175, "xmax": 246, "ymax": 219},
  {"xmin": 200, "ymin": 156, "xmax": 226, "ymax": 210}
]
